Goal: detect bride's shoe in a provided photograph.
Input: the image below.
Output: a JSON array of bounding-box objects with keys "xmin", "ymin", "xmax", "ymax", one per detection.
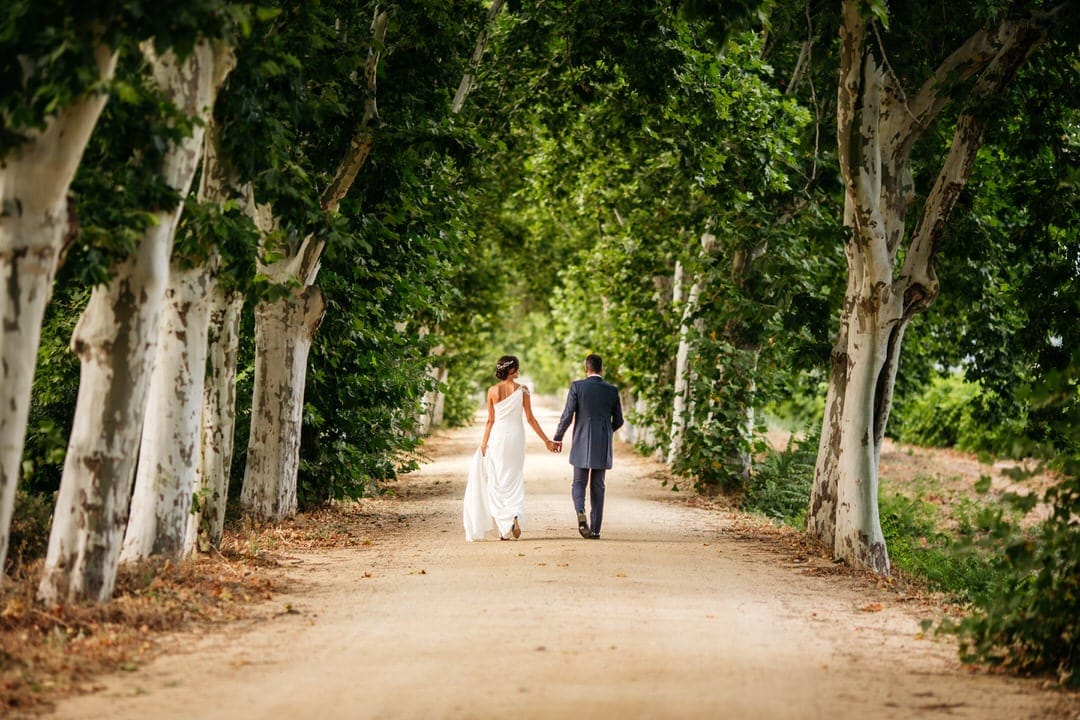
[{"xmin": 511, "ymin": 516, "xmax": 521, "ymax": 539}]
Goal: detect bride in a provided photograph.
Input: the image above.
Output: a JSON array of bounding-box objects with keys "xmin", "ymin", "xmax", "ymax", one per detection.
[{"xmin": 463, "ymin": 356, "xmax": 557, "ymax": 541}]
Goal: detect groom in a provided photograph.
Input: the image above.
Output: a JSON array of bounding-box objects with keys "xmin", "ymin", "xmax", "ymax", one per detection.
[{"xmin": 553, "ymin": 354, "xmax": 624, "ymax": 539}]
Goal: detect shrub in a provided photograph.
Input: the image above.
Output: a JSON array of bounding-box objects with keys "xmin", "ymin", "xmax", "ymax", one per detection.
[
  {"xmin": 892, "ymin": 373, "xmax": 982, "ymax": 448},
  {"xmin": 941, "ymin": 474, "xmax": 1080, "ymax": 687},
  {"xmin": 742, "ymin": 426, "xmax": 818, "ymax": 526},
  {"xmin": 891, "ymin": 372, "xmax": 1030, "ymax": 457}
]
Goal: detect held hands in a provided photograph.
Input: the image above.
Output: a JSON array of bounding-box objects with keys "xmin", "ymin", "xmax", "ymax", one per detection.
[{"xmin": 546, "ymin": 440, "xmax": 563, "ymax": 454}]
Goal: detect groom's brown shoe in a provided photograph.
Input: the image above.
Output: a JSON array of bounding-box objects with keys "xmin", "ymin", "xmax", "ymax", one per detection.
[{"xmin": 577, "ymin": 512, "xmax": 590, "ymax": 539}]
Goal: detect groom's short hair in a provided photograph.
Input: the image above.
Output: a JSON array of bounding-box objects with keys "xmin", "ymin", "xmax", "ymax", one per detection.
[{"xmin": 585, "ymin": 354, "xmax": 602, "ymax": 374}]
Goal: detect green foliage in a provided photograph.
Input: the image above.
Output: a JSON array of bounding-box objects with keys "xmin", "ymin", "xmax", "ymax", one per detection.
[
  {"xmin": 762, "ymin": 377, "xmax": 826, "ymax": 432},
  {"xmin": 20, "ymin": 286, "xmax": 87, "ymax": 496},
  {"xmin": 893, "ymin": 45, "xmax": 1079, "ymax": 464},
  {"xmin": 878, "ymin": 489, "xmax": 1000, "ymax": 600},
  {"xmin": 676, "ymin": 338, "xmax": 763, "ymax": 492},
  {"xmin": 487, "ymin": 19, "xmax": 829, "ymax": 487},
  {"xmin": 298, "ymin": 146, "xmax": 476, "ymax": 502},
  {"xmin": 938, "ymin": 344, "xmax": 1080, "ymax": 687},
  {"xmin": 742, "ymin": 426, "xmax": 818, "ymax": 525},
  {"xmin": 941, "ymin": 475, "xmax": 1080, "ymax": 687},
  {"xmin": 892, "ymin": 373, "xmax": 989, "ymax": 449},
  {"xmin": 500, "ymin": 312, "xmax": 573, "ymax": 396},
  {"xmin": 203, "ymin": 0, "xmax": 489, "ymax": 503},
  {"xmin": 677, "ymin": 0, "xmax": 768, "ymax": 44},
  {"xmin": 173, "ymin": 195, "xmax": 261, "ymax": 290},
  {"xmin": 889, "ymin": 370, "xmax": 1072, "ymax": 460},
  {"xmin": 1, "ymin": 0, "xmax": 249, "ymax": 155},
  {"xmin": 66, "ymin": 45, "xmax": 200, "ymax": 286}
]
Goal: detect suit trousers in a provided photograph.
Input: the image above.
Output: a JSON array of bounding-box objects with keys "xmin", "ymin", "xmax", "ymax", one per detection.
[{"xmin": 572, "ymin": 466, "xmax": 606, "ymax": 535}]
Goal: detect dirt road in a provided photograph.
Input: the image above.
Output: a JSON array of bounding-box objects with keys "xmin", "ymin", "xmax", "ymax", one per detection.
[{"xmin": 51, "ymin": 402, "xmax": 1075, "ymax": 720}]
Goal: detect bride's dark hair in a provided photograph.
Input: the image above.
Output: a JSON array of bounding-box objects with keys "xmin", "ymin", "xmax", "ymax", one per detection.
[{"xmin": 495, "ymin": 355, "xmax": 519, "ymax": 380}]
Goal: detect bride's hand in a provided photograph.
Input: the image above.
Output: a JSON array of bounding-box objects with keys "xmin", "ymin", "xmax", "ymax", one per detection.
[{"xmin": 481, "ymin": 443, "xmax": 487, "ymax": 456}]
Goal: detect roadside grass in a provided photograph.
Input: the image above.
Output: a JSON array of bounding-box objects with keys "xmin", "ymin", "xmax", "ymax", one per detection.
[
  {"xmin": 877, "ymin": 486, "xmax": 1007, "ymax": 601},
  {"xmin": 742, "ymin": 437, "xmax": 1078, "ymax": 689},
  {"xmin": 743, "ymin": 434, "xmax": 1023, "ymax": 603}
]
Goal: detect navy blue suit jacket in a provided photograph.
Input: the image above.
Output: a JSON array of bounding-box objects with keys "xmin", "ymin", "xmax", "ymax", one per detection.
[{"xmin": 553, "ymin": 376, "xmax": 624, "ymax": 469}]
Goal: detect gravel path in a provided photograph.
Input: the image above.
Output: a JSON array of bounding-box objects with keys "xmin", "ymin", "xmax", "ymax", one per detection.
[{"xmin": 50, "ymin": 402, "xmax": 1076, "ymax": 720}]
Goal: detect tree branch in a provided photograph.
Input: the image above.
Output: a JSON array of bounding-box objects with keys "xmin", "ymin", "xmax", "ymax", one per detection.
[
  {"xmin": 893, "ymin": 6, "xmax": 1063, "ymax": 157},
  {"xmin": 320, "ymin": 7, "xmax": 389, "ymax": 214},
  {"xmin": 898, "ymin": 15, "xmax": 1053, "ymax": 318},
  {"xmin": 836, "ymin": 0, "xmax": 867, "ymax": 231},
  {"xmin": 451, "ymin": 0, "xmax": 506, "ymax": 115}
]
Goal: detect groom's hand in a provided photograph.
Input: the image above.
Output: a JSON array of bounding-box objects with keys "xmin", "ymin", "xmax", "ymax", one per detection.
[{"xmin": 553, "ymin": 441, "xmax": 563, "ymax": 453}]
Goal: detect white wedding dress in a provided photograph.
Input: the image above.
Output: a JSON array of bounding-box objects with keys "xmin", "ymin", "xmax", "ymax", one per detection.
[{"xmin": 463, "ymin": 387, "xmax": 527, "ymax": 541}]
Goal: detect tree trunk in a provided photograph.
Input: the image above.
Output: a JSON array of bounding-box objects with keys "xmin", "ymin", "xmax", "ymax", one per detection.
[
  {"xmin": 830, "ymin": 304, "xmax": 894, "ymax": 573},
  {"xmin": 451, "ymin": 0, "xmax": 506, "ymax": 114},
  {"xmin": 121, "ymin": 267, "xmax": 212, "ymax": 561},
  {"xmin": 241, "ymin": 288, "xmax": 325, "ymax": 520},
  {"xmin": 239, "ymin": 10, "xmax": 388, "ymax": 518},
  {"xmin": 189, "ymin": 286, "xmax": 243, "ymax": 552},
  {"xmin": 0, "ymin": 43, "xmax": 117, "ymax": 581},
  {"xmin": 806, "ymin": 316, "xmax": 849, "ymax": 544},
  {"xmin": 718, "ymin": 241, "xmax": 767, "ymax": 488},
  {"xmin": 39, "ymin": 41, "xmax": 223, "ymax": 603},
  {"xmin": 121, "ymin": 43, "xmax": 235, "ymax": 563},
  {"xmin": 419, "ymin": 362, "xmax": 449, "ymax": 436},
  {"xmin": 184, "ymin": 101, "xmax": 244, "ymax": 554},
  {"xmin": 805, "ymin": 2, "xmax": 1054, "ymax": 574},
  {"xmin": 38, "ymin": 224, "xmax": 172, "ymax": 603},
  {"xmin": 806, "ymin": 18, "xmax": 899, "ymax": 573},
  {"xmin": 668, "ymin": 260, "xmax": 701, "ymax": 464}
]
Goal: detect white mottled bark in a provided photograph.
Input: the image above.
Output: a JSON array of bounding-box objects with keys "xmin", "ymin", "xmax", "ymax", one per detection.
[
  {"xmin": 241, "ymin": 288, "xmax": 325, "ymax": 520},
  {"xmin": 39, "ymin": 210, "xmax": 173, "ymax": 603},
  {"xmin": 668, "ymin": 260, "xmax": 701, "ymax": 464},
  {"xmin": 184, "ymin": 111, "xmax": 245, "ymax": 553},
  {"xmin": 419, "ymin": 358, "xmax": 449, "ymax": 436},
  {"xmin": 451, "ymin": 0, "xmax": 506, "ymax": 114},
  {"xmin": 39, "ymin": 41, "xmax": 225, "ymax": 603},
  {"xmin": 189, "ymin": 286, "xmax": 242, "ymax": 551},
  {"xmin": 0, "ymin": 43, "xmax": 116, "ymax": 581},
  {"xmin": 122, "ymin": 42, "xmax": 235, "ymax": 563},
  {"xmin": 121, "ymin": 267, "xmax": 212, "ymax": 561}
]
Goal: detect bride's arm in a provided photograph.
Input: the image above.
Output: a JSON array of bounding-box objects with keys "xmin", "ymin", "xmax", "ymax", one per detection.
[
  {"xmin": 522, "ymin": 390, "xmax": 556, "ymax": 452},
  {"xmin": 480, "ymin": 388, "xmax": 495, "ymax": 455}
]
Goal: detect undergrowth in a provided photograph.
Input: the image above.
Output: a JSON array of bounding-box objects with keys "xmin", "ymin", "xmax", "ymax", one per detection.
[
  {"xmin": 878, "ymin": 489, "xmax": 1001, "ymax": 601},
  {"xmin": 940, "ymin": 474, "xmax": 1080, "ymax": 688},
  {"xmin": 742, "ymin": 426, "xmax": 818, "ymax": 526}
]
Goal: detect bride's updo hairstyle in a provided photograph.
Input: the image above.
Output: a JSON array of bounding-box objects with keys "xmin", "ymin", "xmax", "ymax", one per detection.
[{"xmin": 495, "ymin": 355, "xmax": 519, "ymax": 380}]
